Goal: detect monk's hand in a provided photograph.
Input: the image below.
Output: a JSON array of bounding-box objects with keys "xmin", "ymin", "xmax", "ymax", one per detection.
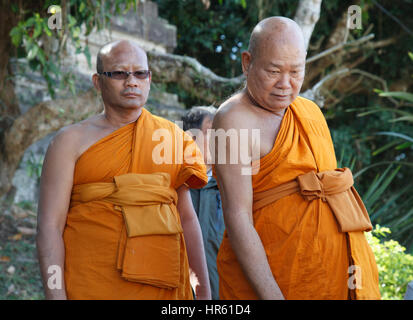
[
  {"xmin": 46, "ymin": 291, "xmax": 67, "ymax": 300},
  {"xmin": 195, "ymin": 285, "xmax": 212, "ymax": 300}
]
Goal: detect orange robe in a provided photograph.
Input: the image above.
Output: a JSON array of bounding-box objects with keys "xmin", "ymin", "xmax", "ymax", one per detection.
[
  {"xmin": 217, "ymin": 96, "xmax": 381, "ymax": 300},
  {"xmin": 63, "ymin": 108, "xmax": 207, "ymax": 299}
]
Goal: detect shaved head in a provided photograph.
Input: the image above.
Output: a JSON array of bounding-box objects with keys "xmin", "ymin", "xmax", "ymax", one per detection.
[
  {"xmin": 96, "ymin": 40, "xmax": 148, "ymax": 73},
  {"xmin": 241, "ymin": 16, "xmax": 307, "ymax": 112},
  {"xmin": 248, "ymin": 16, "xmax": 306, "ymax": 61}
]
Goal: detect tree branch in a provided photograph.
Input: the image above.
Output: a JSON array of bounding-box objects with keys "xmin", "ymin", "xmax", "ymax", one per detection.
[
  {"xmin": 306, "ymin": 33, "xmax": 375, "ymax": 64},
  {"xmin": 147, "ymin": 50, "xmax": 245, "ymax": 104},
  {"xmin": 301, "ymin": 67, "xmax": 400, "ymax": 108}
]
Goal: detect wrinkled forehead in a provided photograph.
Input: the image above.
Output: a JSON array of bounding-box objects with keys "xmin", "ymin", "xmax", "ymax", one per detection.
[
  {"xmin": 255, "ymin": 35, "xmax": 306, "ymax": 65},
  {"xmin": 101, "ymin": 43, "xmax": 148, "ymax": 70}
]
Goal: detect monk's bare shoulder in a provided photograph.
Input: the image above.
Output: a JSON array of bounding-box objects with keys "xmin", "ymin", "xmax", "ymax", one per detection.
[
  {"xmin": 214, "ymin": 92, "xmax": 255, "ymax": 130},
  {"xmin": 47, "ymin": 115, "xmax": 104, "ymax": 162}
]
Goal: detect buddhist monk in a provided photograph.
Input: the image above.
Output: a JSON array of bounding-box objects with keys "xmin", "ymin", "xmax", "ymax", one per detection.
[
  {"xmin": 36, "ymin": 40, "xmax": 211, "ymax": 300},
  {"xmin": 212, "ymin": 17, "xmax": 381, "ymax": 300}
]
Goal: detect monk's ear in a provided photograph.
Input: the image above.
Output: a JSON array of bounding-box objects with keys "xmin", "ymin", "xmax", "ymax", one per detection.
[
  {"xmin": 241, "ymin": 51, "xmax": 252, "ymax": 76},
  {"xmin": 92, "ymin": 73, "xmax": 101, "ymax": 92}
]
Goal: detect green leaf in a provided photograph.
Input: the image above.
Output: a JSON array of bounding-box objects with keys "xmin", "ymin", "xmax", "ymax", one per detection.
[
  {"xmin": 50, "ymin": 64, "xmax": 60, "ymax": 76},
  {"xmin": 43, "ymin": 20, "xmax": 52, "ymax": 37},
  {"xmin": 11, "ymin": 3, "xmax": 18, "ymax": 13},
  {"xmin": 33, "ymin": 21, "xmax": 43, "ymax": 38},
  {"xmin": 25, "ymin": 17, "xmax": 36, "ymax": 27},
  {"xmin": 27, "ymin": 45, "xmax": 39, "ymax": 60},
  {"xmin": 84, "ymin": 46, "xmax": 92, "ymax": 68},
  {"xmin": 9, "ymin": 27, "xmax": 23, "ymax": 47},
  {"xmin": 37, "ymin": 48, "xmax": 46, "ymax": 65},
  {"xmin": 79, "ymin": 2, "xmax": 86, "ymax": 13},
  {"xmin": 363, "ymin": 165, "xmax": 397, "ymax": 206},
  {"xmin": 375, "ymin": 132, "xmax": 413, "ymax": 143},
  {"xmin": 372, "ymin": 140, "xmax": 401, "ymax": 156},
  {"xmin": 379, "ymin": 91, "xmax": 413, "ymax": 103},
  {"xmin": 389, "ymin": 115, "xmax": 413, "ymax": 123},
  {"xmin": 72, "ymin": 26, "xmax": 81, "ymax": 39},
  {"xmin": 395, "ymin": 142, "xmax": 412, "ymax": 150},
  {"xmin": 68, "ymin": 15, "xmax": 77, "ymax": 28}
]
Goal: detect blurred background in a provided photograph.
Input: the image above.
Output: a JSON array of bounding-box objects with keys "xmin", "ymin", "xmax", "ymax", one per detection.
[{"xmin": 0, "ymin": 0, "xmax": 412, "ymax": 299}]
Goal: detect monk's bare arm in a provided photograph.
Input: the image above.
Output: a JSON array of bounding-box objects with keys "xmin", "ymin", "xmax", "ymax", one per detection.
[
  {"xmin": 36, "ymin": 128, "xmax": 78, "ymax": 299},
  {"xmin": 177, "ymin": 185, "xmax": 211, "ymax": 300},
  {"xmin": 212, "ymin": 110, "xmax": 284, "ymax": 300}
]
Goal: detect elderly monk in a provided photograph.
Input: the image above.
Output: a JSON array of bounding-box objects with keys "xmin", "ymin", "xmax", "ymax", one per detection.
[
  {"xmin": 36, "ymin": 40, "xmax": 211, "ymax": 300},
  {"xmin": 212, "ymin": 17, "xmax": 381, "ymax": 300}
]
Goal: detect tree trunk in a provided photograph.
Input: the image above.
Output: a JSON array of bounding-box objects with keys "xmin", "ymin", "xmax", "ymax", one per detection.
[
  {"xmin": 0, "ymin": 0, "xmax": 22, "ymax": 200},
  {"xmin": 256, "ymin": 0, "xmax": 271, "ymax": 21},
  {"xmin": 0, "ymin": 1, "xmax": 21, "ymax": 119},
  {"xmin": 294, "ymin": 0, "xmax": 323, "ymax": 50}
]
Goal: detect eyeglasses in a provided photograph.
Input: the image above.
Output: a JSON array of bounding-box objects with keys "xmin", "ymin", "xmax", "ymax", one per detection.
[{"xmin": 98, "ymin": 70, "xmax": 151, "ymax": 80}]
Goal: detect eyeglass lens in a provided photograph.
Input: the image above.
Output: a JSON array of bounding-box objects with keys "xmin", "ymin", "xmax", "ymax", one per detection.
[{"xmin": 109, "ymin": 71, "xmax": 150, "ymax": 80}]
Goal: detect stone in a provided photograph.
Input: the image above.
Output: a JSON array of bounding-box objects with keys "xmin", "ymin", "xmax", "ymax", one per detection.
[
  {"xmin": 11, "ymin": 205, "xmax": 28, "ymax": 219},
  {"xmin": 110, "ymin": 1, "xmax": 177, "ymax": 53},
  {"xmin": 17, "ymin": 227, "xmax": 36, "ymax": 235}
]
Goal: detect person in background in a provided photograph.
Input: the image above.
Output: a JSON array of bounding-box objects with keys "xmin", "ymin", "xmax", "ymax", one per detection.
[{"xmin": 182, "ymin": 106, "xmax": 225, "ymax": 300}]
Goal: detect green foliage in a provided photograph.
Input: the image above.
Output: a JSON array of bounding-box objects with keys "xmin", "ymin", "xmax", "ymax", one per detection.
[
  {"xmin": 359, "ymin": 164, "xmax": 401, "ymax": 213},
  {"xmin": 355, "ymin": 163, "xmax": 413, "ymax": 254},
  {"xmin": 311, "ymin": 0, "xmax": 413, "ymax": 88},
  {"xmin": 153, "ymin": 0, "xmax": 298, "ymax": 106},
  {"xmin": 330, "ymin": 50, "xmax": 413, "ymax": 252},
  {"xmin": 0, "ymin": 235, "xmax": 44, "ymax": 300},
  {"xmin": 154, "ymin": 0, "xmax": 252, "ymax": 77},
  {"xmin": 356, "ymin": 55, "xmax": 413, "ymax": 251},
  {"xmin": 9, "ymin": 0, "xmax": 136, "ymax": 97},
  {"xmin": 379, "ymin": 91, "xmax": 413, "ymax": 103},
  {"xmin": 25, "ymin": 152, "xmax": 44, "ymax": 180},
  {"xmin": 357, "ymin": 158, "xmax": 413, "ymax": 253},
  {"xmin": 16, "ymin": 200, "xmax": 37, "ymax": 212},
  {"xmin": 367, "ymin": 225, "xmax": 413, "ymax": 299}
]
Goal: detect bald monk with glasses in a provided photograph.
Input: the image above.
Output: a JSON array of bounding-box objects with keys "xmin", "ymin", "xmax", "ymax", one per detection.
[{"xmin": 37, "ymin": 40, "xmax": 211, "ymax": 300}]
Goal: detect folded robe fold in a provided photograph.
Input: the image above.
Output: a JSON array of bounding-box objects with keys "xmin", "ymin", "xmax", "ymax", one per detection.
[
  {"xmin": 71, "ymin": 172, "xmax": 183, "ymax": 289},
  {"xmin": 253, "ymin": 168, "xmax": 373, "ymax": 233}
]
